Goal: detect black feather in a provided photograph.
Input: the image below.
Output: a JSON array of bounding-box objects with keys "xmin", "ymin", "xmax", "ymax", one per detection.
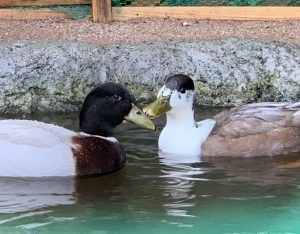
[
  {"xmin": 79, "ymin": 82, "xmax": 136, "ymax": 137},
  {"xmin": 165, "ymin": 74, "xmax": 194, "ymax": 92}
]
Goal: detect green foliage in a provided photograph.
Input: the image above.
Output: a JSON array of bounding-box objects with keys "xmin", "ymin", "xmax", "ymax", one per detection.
[
  {"xmin": 157, "ymin": 0, "xmax": 299, "ymax": 6},
  {"xmin": 228, "ymin": 0, "xmax": 262, "ymax": 6},
  {"xmin": 112, "ymin": 0, "xmax": 124, "ymax": 7},
  {"xmin": 10, "ymin": 5, "xmax": 91, "ymax": 20},
  {"xmin": 290, "ymin": 0, "xmax": 300, "ymax": 6},
  {"xmin": 160, "ymin": 0, "xmax": 199, "ymax": 6},
  {"xmin": 51, "ymin": 5, "xmax": 91, "ymax": 19}
]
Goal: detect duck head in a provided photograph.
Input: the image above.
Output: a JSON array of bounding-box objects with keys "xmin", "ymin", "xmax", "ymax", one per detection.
[
  {"xmin": 80, "ymin": 82, "xmax": 156, "ymax": 137},
  {"xmin": 143, "ymin": 74, "xmax": 195, "ymax": 119}
]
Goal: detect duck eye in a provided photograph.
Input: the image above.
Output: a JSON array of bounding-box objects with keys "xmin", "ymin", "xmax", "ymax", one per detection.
[
  {"xmin": 112, "ymin": 95, "xmax": 122, "ymax": 101},
  {"xmin": 180, "ymin": 88, "xmax": 186, "ymax": 94}
]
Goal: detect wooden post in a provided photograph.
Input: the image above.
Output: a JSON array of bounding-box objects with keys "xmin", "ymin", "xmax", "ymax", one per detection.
[{"xmin": 92, "ymin": 0, "xmax": 112, "ymax": 23}]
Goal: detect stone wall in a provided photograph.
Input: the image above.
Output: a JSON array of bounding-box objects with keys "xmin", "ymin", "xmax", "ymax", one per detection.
[{"xmin": 0, "ymin": 39, "xmax": 299, "ymax": 114}]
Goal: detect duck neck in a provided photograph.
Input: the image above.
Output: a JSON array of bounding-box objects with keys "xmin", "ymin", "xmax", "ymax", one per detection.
[
  {"xmin": 166, "ymin": 108, "xmax": 196, "ymax": 128},
  {"xmin": 80, "ymin": 118, "xmax": 114, "ymax": 137}
]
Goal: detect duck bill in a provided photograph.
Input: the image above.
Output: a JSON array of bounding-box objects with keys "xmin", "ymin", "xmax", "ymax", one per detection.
[
  {"xmin": 124, "ymin": 104, "xmax": 156, "ymax": 131},
  {"xmin": 143, "ymin": 95, "xmax": 171, "ymax": 119}
]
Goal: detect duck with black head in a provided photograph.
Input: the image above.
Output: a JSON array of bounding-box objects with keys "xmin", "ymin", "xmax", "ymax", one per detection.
[
  {"xmin": 0, "ymin": 82, "xmax": 155, "ymax": 177},
  {"xmin": 143, "ymin": 74, "xmax": 300, "ymax": 157}
]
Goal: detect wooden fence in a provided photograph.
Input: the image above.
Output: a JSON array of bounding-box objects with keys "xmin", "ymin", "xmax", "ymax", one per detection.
[{"xmin": 0, "ymin": 0, "xmax": 299, "ymax": 23}]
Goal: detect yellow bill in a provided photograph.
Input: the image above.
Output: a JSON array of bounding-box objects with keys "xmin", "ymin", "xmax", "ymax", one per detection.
[
  {"xmin": 124, "ymin": 104, "xmax": 156, "ymax": 131},
  {"xmin": 142, "ymin": 95, "xmax": 171, "ymax": 119}
]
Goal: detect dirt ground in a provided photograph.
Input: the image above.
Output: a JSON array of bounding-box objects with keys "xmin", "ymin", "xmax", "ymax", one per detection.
[{"xmin": 0, "ymin": 18, "xmax": 299, "ymax": 45}]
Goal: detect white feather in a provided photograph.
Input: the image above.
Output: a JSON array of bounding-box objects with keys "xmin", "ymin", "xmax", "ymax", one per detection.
[
  {"xmin": 0, "ymin": 120, "xmax": 76, "ymax": 177},
  {"xmin": 159, "ymin": 119, "xmax": 215, "ymax": 156},
  {"xmin": 158, "ymin": 88, "xmax": 215, "ymax": 156}
]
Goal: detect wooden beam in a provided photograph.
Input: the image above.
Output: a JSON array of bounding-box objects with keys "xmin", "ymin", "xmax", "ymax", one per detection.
[
  {"xmin": 0, "ymin": 8, "xmax": 70, "ymax": 20},
  {"xmin": 0, "ymin": 0, "xmax": 91, "ymax": 7},
  {"xmin": 112, "ymin": 6, "xmax": 300, "ymax": 21},
  {"xmin": 0, "ymin": 6, "xmax": 299, "ymax": 21},
  {"xmin": 92, "ymin": 0, "xmax": 112, "ymax": 23}
]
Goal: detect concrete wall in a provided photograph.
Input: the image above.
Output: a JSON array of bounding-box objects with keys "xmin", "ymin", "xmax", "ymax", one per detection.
[{"xmin": 0, "ymin": 39, "xmax": 299, "ymax": 114}]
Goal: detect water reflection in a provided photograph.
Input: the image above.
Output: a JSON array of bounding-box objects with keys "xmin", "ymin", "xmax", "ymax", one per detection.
[
  {"xmin": 203, "ymin": 155, "xmax": 300, "ymax": 186},
  {"xmin": 0, "ymin": 177, "xmax": 75, "ymax": 214},
  {"xmin": 158, "ymin": 151, "xmax": 300, "ymax": 221},
  {"xmin": 0, "ymin": 171, "xmax": 127, "ymax": 229},
  {"xmin": 158, "ymin": 152, "xmax": 206, "ymax": 218}
]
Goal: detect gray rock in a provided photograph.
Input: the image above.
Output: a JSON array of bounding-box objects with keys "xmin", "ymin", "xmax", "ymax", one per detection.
[{"xmin": 0, "ymin": 39, "xmax": 299, "ymax": 114}]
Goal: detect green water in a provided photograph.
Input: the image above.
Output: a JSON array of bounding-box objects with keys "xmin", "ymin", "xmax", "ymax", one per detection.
[{"xmin": 0, "ymin": 108, "xmax": 300, "ymax": 234}]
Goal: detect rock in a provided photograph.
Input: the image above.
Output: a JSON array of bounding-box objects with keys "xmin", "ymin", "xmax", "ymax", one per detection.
[
  {"xmin": 0, "ymin": 39, "xmax": 299, "ymax": 114},
  {"xmin": 182, "ymin": 21, "xmax": 192, "ymax": 26}
]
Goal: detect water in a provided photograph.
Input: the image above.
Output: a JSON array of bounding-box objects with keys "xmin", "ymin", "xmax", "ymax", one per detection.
[{"xmin": 1, "ymin": 108, "xmax": 300, "ymax": 234}]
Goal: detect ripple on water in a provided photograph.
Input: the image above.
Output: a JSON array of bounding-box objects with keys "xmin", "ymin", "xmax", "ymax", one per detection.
[{"xmin": 0, "ymin": 110, "xmax": 300, "ymax": 233}]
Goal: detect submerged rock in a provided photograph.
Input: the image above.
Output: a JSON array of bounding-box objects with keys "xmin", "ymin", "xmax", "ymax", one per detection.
[{"xmin": 0, "ymin": 39, "xmax": 299, "ymax": 114}]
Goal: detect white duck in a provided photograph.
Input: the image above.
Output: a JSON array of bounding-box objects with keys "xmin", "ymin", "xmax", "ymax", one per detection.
[
  {"xmin": 143, "ymin": 74, "xmax": 300, "ymax": 157},
  {"xmin": 0, "ymin": 82, "xmax": 155, "ymax": 177}
]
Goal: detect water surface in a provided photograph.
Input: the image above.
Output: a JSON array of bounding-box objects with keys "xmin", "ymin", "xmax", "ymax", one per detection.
[{"xmin": 1, "ymin": 108, "xmax": 300, "ymax": 233}]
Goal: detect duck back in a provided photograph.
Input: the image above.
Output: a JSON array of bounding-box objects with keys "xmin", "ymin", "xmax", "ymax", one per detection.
[{"xmin": 202, "ymin": 102, "xmax": 300, "ymax": 157}]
